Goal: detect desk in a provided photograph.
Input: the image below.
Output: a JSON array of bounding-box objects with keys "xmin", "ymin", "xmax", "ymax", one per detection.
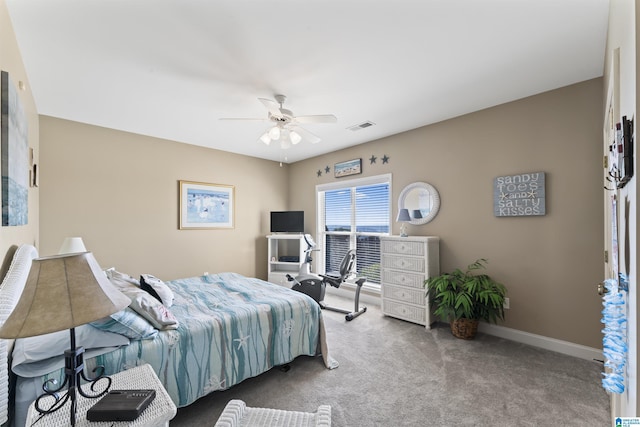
[{"xmin": 26, "ymin": 364, "xmax": 177, "ymax": 427}]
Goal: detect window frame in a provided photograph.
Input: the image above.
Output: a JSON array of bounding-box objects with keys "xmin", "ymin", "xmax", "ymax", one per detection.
[{"xmin": 315, "ymin": 173, "xmax": 392, "ymax": 290}]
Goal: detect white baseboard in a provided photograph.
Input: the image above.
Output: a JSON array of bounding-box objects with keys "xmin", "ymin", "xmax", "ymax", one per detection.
[
  {"xmin": 326, "ymin": 286, "xmax": 602, "ymax": 362},
  {"xmin": 478, "ymin": 323, "xmax": 603, "ymax": 362}
]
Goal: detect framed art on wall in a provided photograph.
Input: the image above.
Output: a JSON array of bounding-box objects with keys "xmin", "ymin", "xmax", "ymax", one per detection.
[
  {"xmin": 493, "ymin": 172, "xmax": 545, "ymax": 217},
  {"xmin": 1, "ymin": 70, "xmax": 29, "ymax": 226},
  {"xmin": 179, "ymin": 180, "xmax": 234, "ymax": 229},
  {"xmin": 334, "ymin": 158, "xmax": 362, "ymax": 178}
]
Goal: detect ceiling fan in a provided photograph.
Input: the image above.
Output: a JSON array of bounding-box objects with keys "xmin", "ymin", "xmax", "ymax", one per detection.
[{"xmin": 220, "ymin": 95, "xmax": 337, "ymax": 148}]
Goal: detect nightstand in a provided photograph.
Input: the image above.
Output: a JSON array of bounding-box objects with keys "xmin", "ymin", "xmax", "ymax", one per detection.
[{"xmin": 26, "ymin": 364, "xmax": 177, "ymax": 427}]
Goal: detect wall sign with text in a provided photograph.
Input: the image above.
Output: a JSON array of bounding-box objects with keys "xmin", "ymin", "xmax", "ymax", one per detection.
[{"xmin": 493, "ymin": 172, "xmax": 546, "ymax": 217}]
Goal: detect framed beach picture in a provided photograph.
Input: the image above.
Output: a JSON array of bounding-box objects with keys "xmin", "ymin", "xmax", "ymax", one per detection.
[
  {"xmin": 334, "ymin": 158, "xmax": 362, "ymax": 178},
  {"xmin": 1, "ymin": 70, "xmax": 29, "ymax": 226},
  {"xmin": 179, "ymin": 180, "xmax": 234, "ymax": 229}
]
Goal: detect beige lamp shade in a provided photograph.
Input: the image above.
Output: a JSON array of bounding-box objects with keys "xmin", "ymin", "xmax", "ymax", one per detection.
[
  {"xmin": 58, "ymin": 237, "xmax": 87, "ymax": 254},
  {"xmin": 0, "ymin": 252, "xmax": 130, "ymax": 339}
]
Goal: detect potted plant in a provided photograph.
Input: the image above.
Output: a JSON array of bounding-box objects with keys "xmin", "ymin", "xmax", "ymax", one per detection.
[{"xmin": 425, "ymin": 258, "xmax": 507, "ymax": 339}]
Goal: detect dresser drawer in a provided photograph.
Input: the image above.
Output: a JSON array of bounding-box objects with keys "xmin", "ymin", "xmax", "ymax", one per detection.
[
  {"xmin": 382, "ymin": 300, "xmax": 426, "ymax": 325},
  {"xmin": 381, "ymin": 239, "xmax": 425, "ymax": 257},
  {"xmin": 383, "ymin": 284, "xmax": 426, "ymax": 305},
  {"xmin": 381, "ymin": 254, "xmax": 425, "ymax": 273},
  {"xmin": 382, "ymin": 270, "xmax": 425, "ymax": 289}
]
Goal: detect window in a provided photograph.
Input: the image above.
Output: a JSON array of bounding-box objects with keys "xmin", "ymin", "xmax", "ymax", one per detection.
[{"xmin": 316, "ymin": 174, "xmax": 391, "ymax": 287}]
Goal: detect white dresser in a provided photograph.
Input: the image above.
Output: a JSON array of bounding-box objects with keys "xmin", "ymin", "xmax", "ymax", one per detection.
[{"xmin": 380, "ymin": 236, "xmax": 440, "ymax": 329}]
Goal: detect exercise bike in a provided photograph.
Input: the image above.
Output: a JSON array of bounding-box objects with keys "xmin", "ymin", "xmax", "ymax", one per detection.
[{"xmin": 286, "ymin": 234, "xmax": 367, "ymax": 321}]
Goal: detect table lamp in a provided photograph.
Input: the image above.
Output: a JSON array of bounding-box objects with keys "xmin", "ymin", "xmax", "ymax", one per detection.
[
  {"xmin": 58, "ymin": 237, "xmax": 87, "ymax": 254},
  {"xmin": 0, "ymin": 252, "xmax": 130, "ymax": 426},
  {"xmin": 396, "ymin": 208, "xmax": 411, "ymax": 237}
]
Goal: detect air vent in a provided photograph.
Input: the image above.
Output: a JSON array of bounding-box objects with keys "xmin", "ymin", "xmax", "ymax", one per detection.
[{"xmin": 347, "ymin": 121, "xmax": 375, "ymax": 131}]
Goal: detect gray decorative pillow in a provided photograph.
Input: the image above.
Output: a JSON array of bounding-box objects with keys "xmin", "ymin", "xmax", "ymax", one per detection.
[{"xmin": 140, "ymin": 274, "xmax": 174, "ymax": 307}]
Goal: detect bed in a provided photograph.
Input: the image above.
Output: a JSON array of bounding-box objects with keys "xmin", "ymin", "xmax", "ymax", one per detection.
[{"xmin": 0, "ymin": 244, "xmax": 337, "ymax": 427}]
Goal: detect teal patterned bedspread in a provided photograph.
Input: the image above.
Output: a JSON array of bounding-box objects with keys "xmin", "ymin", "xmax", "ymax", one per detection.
[{"xmin": 29, "ymin": 273, "xmax": 332, "ymax": 408}]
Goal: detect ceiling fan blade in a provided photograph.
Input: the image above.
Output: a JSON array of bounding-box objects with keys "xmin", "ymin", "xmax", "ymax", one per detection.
[
  {"xmin": 258, "ymin": 98, "xmax": 283, "ymax": 117},
  {"xmin": 291, "ymin": 126, "xmax": 321, "ymax": 144},
  {"xmin": 219, "ymin": 117, "xmax": 267, "ymax": 121},
  {"xmin": 294, "ymin": 114, "xmax": 337, "ymax": 124}
]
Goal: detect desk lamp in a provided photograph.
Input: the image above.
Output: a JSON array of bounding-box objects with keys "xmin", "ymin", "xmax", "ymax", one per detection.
[{"xmin": 0, "ymin": 252, "xmax": 130, "ymax": 426}]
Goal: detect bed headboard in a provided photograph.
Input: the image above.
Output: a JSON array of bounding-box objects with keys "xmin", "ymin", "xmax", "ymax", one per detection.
[{"xmin": 0, "ymin": 244, "xmax": 38, "ymax": 425}]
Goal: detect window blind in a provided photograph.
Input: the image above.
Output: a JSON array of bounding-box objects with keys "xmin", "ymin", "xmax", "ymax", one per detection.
[{"xmin": 317, "ymin": 175, "xmax": 391, "ymax": 285}]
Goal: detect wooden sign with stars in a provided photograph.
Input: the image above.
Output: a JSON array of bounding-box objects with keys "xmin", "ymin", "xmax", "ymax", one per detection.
[{"xmin": 493, "ymin": 172, "xmax": 545, "ymax": 217}]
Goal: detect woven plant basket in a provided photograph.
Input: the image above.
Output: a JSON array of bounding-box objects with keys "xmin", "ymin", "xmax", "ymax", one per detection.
[{"xmin": 450, "ymin": 318, "xmax": 479, "ymax": 340}]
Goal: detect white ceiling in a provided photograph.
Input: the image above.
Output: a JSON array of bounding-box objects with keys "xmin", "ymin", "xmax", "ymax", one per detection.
[{"xmin": 6, "ymin": 0, "xmax": 609, "ymax": 164}]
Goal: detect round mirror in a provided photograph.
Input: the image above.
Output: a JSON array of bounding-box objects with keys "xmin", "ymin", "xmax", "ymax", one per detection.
[{"xmin": 398, "ymin": 182, "xmax": 440, "ymax": 225}]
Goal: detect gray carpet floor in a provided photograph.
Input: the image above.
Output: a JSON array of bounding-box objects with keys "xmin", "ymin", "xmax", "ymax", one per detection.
[{"xmin": 171, "ymin": 295, "xmax": 610, "ymax": 426}]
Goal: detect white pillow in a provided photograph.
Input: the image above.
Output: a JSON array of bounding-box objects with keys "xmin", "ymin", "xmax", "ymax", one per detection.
[
  {"xmin": 90, "ymin": 307, "xmax": 158, "ymax": 340},
  {"xmin": 104, "ymin": 268, "xmax": 140, "ymax": 288},
  {"xmin": 12, "ymin": 324, "xmax": 130, "ymax": 376},
  {"xmin": 106, "ymin": 270, "xmax": 178, "ymax": 330},
  {"xmin": 128, "ymin": 292, "xmax": 179, "ymax": 330},
  {"xmin": 140, "ymin": 274, "xmax": 174, "ymax": 307}
]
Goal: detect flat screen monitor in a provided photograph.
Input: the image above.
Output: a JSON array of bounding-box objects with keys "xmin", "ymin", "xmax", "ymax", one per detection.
[{"xmin": 270, "ymin": 211, "xmax": 304, "ymax": 233}]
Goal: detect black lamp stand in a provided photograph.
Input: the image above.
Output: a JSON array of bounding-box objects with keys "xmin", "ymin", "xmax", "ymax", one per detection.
[{"xmin": 33, "ymin": 328, "xmax": 112, "ymax": 426}]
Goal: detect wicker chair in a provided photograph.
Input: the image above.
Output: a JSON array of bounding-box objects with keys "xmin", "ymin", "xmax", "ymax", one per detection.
[{"xmin": 214, "ymin": 399, "xmax": 331, "ymax": 427}]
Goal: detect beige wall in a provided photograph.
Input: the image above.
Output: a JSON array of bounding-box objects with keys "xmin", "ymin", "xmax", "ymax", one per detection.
[
  {"xmin": 290, "ymin": 78, "xmax": 604, "ymax": 348},
  {"xmin": 39, "ymin": 117, "xmax": 288, "ymax": 280},
  {"xmin": 0, "ymin": 0, "xmax": 39, "ymax": 264}
]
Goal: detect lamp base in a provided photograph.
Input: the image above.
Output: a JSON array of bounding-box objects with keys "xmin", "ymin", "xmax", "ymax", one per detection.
[{"xmin": 33, "ymin": 329, "xmax": 112, "ymax": 426}]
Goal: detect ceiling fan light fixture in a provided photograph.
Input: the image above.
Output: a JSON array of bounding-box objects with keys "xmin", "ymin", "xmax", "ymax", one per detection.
[
  {"xmin": 280, "ymin": 129, "xmax": 292, "ymax": 149},
  {"xmin": 290, "ymin": 130, "xmax": 302, "ymax": 145},
  {"xmin": 224, "ymin": 96, "xmax": 335, "ymax": 150},
  {"xmin": 268, "ymin": 126, "xmax": 280, "ymax": 140},
  {"xmin": 259, "ymin": 133, "xmax": 271, "ymax": 145}
]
